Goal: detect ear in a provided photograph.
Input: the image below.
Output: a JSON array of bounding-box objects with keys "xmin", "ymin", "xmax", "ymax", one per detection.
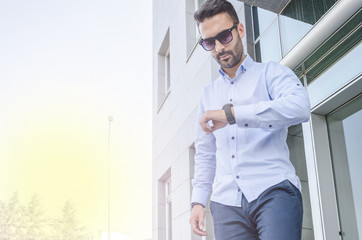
[{"xmin": 237, "ymin": 23, "xmax": 245, "ymax": 39}]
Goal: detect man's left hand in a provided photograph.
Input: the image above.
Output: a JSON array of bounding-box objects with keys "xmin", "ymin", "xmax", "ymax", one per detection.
[{"xmin": 199, "ymin": 110, "xmax": 228, "ymax": 134}]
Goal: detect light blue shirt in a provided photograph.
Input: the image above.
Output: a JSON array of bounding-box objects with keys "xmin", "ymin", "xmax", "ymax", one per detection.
[{"xmin": 191, "ymin": 55, "xmax": 310, "ymax": 207}]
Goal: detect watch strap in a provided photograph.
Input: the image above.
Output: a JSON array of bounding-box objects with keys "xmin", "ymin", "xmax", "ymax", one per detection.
[
  {"xmin": 223, "ymin": 103, "xmax": 236, "ymax": 125},
  {"xmin": 191, "ymin": 202, "xmax": 205, "ymax": 208}
]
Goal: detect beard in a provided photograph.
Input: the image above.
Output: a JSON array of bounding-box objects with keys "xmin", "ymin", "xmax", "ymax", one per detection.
[{"xmin": 214, "ymin": 36, "xmax": 243, "ymax": 69}]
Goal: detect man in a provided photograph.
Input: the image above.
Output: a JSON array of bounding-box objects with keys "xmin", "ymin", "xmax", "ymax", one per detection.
[{"xmin": 189, "ymin": 0, "xmax": 311, "ymax": 239}]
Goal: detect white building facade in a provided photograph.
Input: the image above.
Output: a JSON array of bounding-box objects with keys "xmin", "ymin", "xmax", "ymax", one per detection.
[{"xmin": 152, "ymin": 0, "xmax": 362, "ymax": 240}]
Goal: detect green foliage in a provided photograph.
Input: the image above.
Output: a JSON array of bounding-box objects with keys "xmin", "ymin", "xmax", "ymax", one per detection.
[{"xmin": 0, "ymin": 193, "xmax": 91, "ymax": 240}]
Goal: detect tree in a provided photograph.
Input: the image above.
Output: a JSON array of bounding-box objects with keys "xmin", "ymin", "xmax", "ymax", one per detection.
[
  {"xmin": 50, "ymin": 200, "xmax": 87, "ymax": 240},
  {"xmin": 22, "ymin": 194, "xmax": 49, "ymax": 240},
  {"xmin": 0, "ymin": 198, "xmax": 8, "ymax": 239},
  {"xmin": 0, "ymin": 192, "xmax": 25, "ymax": 240}
]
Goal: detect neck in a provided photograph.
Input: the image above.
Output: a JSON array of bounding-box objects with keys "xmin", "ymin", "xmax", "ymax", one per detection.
[{"xmin": 222, "ymin": 54, "xmax": 246, "ymax": 79}]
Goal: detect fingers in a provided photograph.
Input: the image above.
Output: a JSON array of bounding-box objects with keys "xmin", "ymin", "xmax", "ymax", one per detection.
[
  {"xmin": 198, "ymin": 214, "xmax": 206, "ymax": 234},
  {"xmin": 200, "ymin": 110, "xmax": 228, "ymax": 134},
  {"xmin": 190, "ymin": 218, "xmax": 207, "ymax": 236},
  {"xmin": 199, "ymin": 115, "xmax": 213, "ymax": 134},
  {"xmin": 190, "ymin": 206, "xmax": 208, "ymax": 236}
]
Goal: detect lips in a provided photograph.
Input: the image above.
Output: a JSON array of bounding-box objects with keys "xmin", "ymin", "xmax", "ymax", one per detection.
[{"xmin": 218, "ymin": 53, "xmax": 231, "ymax": 61}]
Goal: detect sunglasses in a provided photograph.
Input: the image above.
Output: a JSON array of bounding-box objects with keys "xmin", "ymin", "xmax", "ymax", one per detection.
[{"xmin": 199, "ymin": 23, "xmax": 239, "ymax": 51}]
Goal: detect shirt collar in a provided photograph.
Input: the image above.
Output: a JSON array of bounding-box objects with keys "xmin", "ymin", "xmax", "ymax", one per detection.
[{"xmin": 218, "ymin": 55, "xmax": 253, "ymax": 79}]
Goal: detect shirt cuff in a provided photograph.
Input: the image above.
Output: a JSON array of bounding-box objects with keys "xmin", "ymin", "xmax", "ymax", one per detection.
[
  {"xmin": 191, "ymin": 188, "xmax": 211, "ymax": 207},
  {"xmin": 191, "ymin": 202, "xmax": 205, "ymax": 208},
  {"xmin": 233, "ymin": 104, "xmax": 258, "ymax": 128}
]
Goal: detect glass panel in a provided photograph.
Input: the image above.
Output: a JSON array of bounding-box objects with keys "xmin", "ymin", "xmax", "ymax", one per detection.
[
  {"xmin": 311, "ymin": 32, "xmax": 361, "ymax": 77},
  {"xmin": 294, "ymin": 10, "xmax": 362, "ymax": 83},
  {"xmin": 307, "ymin": 43, "xmax": 362, "ymax": 108},
  {"xmin": 252, "ymin": 6, "xmax": 277, "ymax": 40},
  {"xmin": 165, "ymin": 178, "xmax": 172, "ymax": 240},
  {"xmin": 327, "ymin": 94, "xmax": 362, "ymax": 240},
  {"xmin": 280, "ymin": 0, "xmax": 338, "ymax": 56},
  {"xmin": 304, "ymin": 10, "xmax": 362, "ymax": 72},
  {"xmin": 307, "ymin": 27, "xmax": 362, "ymax": 79},
  {"xmin": 255, "ymin": 19, "xmax": 281, "ymax": 63},
  {"xmin": 186, "ymin": 0, "xmax": 204, "ymax": 56},
  {"xmin": 287, "ymin": 124, "xmax": 314, "ymax": 240},
  {"xmin": 281, "ymin": 0, "xmax": 337, "ymax": 26},
  {"xmin": 279, "ymin": 14, "xmax": 313, "ymax": 56}
]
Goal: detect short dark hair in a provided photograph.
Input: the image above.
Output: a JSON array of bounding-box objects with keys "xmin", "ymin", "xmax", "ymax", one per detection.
[{"xmin": 194, "ymin": 0, "xmax": 239, "ymax": 26}]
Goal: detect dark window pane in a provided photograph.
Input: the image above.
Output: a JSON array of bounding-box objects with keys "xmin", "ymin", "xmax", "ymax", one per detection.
[{"xmin": 281, "ymin": 0, "xmax": 338, "ymax": 25}]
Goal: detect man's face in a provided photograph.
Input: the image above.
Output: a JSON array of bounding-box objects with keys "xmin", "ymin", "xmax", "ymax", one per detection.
[{"xmin": 199, "ymin": 12, "xmax": 245, "ymax": 69}]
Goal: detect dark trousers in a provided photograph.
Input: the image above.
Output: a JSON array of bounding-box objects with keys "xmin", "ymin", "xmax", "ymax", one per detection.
[{"xmin": 210, "ymin": 180, "xmax": 303, "ymax": 240}]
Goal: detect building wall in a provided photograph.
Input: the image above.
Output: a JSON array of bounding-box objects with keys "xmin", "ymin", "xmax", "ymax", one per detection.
[
  {"xmin": 153, "ymin": 0, "xmax": 362, "ymax": 239},
  {"xmin": 152, "ymin": 1, "xmax": 246, "ymax": 239}
]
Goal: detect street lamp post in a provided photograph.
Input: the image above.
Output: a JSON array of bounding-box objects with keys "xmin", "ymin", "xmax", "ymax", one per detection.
[{"xmin": 107, "ymin": 116, "xmax": 113, "ymax": 240}]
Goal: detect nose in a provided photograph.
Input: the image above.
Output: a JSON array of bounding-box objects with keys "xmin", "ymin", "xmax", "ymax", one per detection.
[{"xmin": 214, "ymin": 39, "xmax": 225, "ymax": 52}]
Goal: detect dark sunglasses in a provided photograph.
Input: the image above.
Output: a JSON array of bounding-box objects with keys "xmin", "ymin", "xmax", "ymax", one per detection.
[{"xmin": 199, "ymin": 23, "xmax": 239, "ymax": 51}]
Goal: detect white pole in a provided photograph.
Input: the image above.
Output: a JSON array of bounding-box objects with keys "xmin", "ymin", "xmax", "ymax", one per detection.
[{"xmin": 107, "ymin": 116, "xmax": 113, "ymax": 240}]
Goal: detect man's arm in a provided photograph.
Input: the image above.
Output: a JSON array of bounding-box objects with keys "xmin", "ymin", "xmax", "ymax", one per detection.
[
  {"xmin": 190, "ymin": 89, "xmax": 216, "ymax": 236},
  {"xmin": 199, "ymin": 63, "xmax": 310, "ymax": 133},
  {"xmin": 233, "ymin": 62, "xmax": 310, "ymax": 128}
]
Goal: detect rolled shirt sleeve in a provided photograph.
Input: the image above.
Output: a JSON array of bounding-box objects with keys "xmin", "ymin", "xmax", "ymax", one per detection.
[{"xmin": 233, "ymin": 62, "xmax": 311, "ymax": 128}]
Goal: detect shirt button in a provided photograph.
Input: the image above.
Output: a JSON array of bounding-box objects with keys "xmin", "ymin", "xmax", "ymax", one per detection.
[
  {"xmin": 231, "ymin": 82, "xmax": 234, "ymax": 85},
  {"xmin": 269, "ymin": 124, "xmax": 272, "ymax": 128},
  {"xmin": 236, "ymin": 176, "xmax": 239, "ymax": 179},
  {"xmin": 230, "ymin": 99, "xmax": 232, "ymax": 102},
  {"xmin": 238, "ymin": 188, "xmax": 241, "ymax": 192},
  {"xmin": 231, "ymin": 136, "xmax": 235, "ymax": 140},
  {"xmin": 232, "ymin": 155, "xmax": 235, "ymax": 158},
  {"xmin": 245, "ymin": 123, "xmax": 248, "ymax": 127}
]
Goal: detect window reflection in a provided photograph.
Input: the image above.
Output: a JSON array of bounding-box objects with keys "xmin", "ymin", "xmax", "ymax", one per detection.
[
  {"xmin": 307, "ymin": 43, "xmax": 362, "ymax": 107},
  {"xmin": 279, "ymin": 15, "xmax": 312, "ymax": 56},
  {"xmin": 252, "ymin": 7, "xmax": 277, "ymax": 40},
  {"xmin": 279, "ymin": 0, "xmax": 338, "ymax": 56},
  {"xmin": 255, "ymin": 19, "xmax": 281, "ymax": 63},
  {"xmin": 281, "ymin": 0, "xmax": 338, "ymax": 25},
  {"xmin": 327, "ymin": 94, "xmax": 362, "ymax": 240},
  {"xmin": 253, "ymin": 0, "xmax": 339, "ymax": 61}
]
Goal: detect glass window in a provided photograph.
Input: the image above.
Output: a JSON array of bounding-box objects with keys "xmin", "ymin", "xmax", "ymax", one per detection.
[
  {"xmin": 186, "ymin": 0, "xmax": 206, "ymax": 57},
  {"xmin": 165, "ymin": 47, "xmax": 171, "ymax": 92},
  {"xmin": 279, "ymin": 14, "xmax": 312, "ymax": 56},
  {"xmin": 279, "ymin": 0, "xmax": 338, "ymax": 56},
  {"xmin": 281, "ymin": 0, "xmax": 338, "ymax": 26},
  {"xmin": 293, "ymin": 10, "xmax": 361, "ymax": 88},
  {"xmin": 301, "ymin": 10, "xmax": 361, "ymax": 75},
  {"xmin": 255, "ymin": 19, "xmax": 282, "ymax": 63},
  {"xmin": 165, "ymin": 177, "xmax": 172, "ymax": 240},
  {"xmin": 252, "ymin": 6, "xmax": 277, "ymax": 40},
  {"xmin": 158, "ymin": 29, "xmax": 171, "ymax": 110},
  {"xmin": 327, "ymin": 94, "xmax": 362, "ymax": 240},
  {"xmin": 287, "ymin": 124, "xmax": 314, "ymax": 239},
  {"xmin": 307, "ymin": 43, "xmax": 362, "ymax": 108}
]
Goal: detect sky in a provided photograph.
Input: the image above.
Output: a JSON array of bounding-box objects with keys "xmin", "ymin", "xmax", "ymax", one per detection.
[{"xmin": 0, "ymin": 0, "xmax": 152, "ymax": 239}]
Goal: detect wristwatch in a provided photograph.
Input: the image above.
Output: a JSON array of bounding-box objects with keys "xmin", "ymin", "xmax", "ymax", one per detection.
[{"xmin": 222, "ymin": 103, "xmax": 236, "ymax": 125}]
